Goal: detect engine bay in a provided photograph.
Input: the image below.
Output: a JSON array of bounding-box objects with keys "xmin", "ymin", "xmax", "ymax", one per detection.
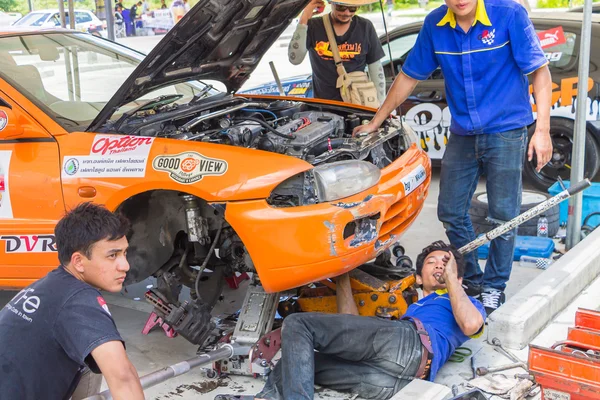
[{"xmin": 113, "ymin": 96, "xmax": 415, "ymax": 168}]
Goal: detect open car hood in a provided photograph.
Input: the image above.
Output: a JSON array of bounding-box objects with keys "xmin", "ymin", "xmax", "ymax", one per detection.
[{"xmin": 89, "ymin": 0, "xmax": 309, "ymax": 131}]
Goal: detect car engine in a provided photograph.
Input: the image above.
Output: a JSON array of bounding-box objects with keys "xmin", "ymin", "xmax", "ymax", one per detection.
[{"xmin": 120, "ymin": 98, "xmax": 415, "ymax": 168}]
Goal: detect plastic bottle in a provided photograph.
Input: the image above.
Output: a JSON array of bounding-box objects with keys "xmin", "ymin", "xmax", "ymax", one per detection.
[
  {"xmin": 520, "ymin": 255, "xmax": 553, "ymax": 270},
  {"xmin": 537, "ymin": 215, "xmax": 549, "ymax": 238}
]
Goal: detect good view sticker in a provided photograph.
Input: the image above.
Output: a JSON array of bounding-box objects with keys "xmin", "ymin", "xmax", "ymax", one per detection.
[{"xmin": 153, "ymin": 152, "xmax": 228, "ymax": 184}]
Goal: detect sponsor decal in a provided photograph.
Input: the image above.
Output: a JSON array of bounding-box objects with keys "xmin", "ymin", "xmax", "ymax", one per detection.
[
  {"xmin": 478, "ymin": 29, "xmax": 495, "ymax": 45},
  {"xmin": 91, "ymin": 135, "xmax": 154, "ymax": 156},
  {"xmin": 0, "ymin": 150, "xmax": 12, "ymax": 218},
  {"xmin": 62, "ymin": 155, "xmax": 149, "ymax": 178},
  {"xmin": 0, "ymin": 110, "xmax": 7, "ymax": 131},
  {"xmin": 289, "ymin": 86, "xmax": 308, "ymax": 95},
  {"xmin": 1, "ymin": 234, "xmax": 57, "ymax": 253},
  {"xmin": 401, "ymin": 165, "xmax": 427, "ymax": 196},
  {"xmin": 543, "ymin": 389, "xmax": 570, "ymax": 400},
  {"xmin": 537, "ymin": 26, "xmax": 566, "ymax": 50},
  {"xmin": 97, "ymin": 296, "xmax": 112, "ymax": 316},
  {"xmin": 153, "ymin": 152, "xmax": 228, "ymax": 184}
]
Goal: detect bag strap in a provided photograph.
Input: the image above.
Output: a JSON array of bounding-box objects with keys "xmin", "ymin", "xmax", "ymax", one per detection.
[{"xmin": 322, "ymin": 14, "xmax": 347, "ymax": 77}]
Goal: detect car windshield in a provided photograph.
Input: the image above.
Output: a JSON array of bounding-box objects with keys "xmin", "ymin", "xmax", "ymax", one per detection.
[
  {"xmin": 0, "ymin": 32, "xmax": 220, "ymax": 130},
  {"xmin": 13, "ymin": 12, "xmax": 50, "ymax": 26}
]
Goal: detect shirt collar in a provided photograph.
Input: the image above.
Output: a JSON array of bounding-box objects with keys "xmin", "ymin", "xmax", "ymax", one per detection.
[
  {"xmin": 435, "ymin": 289, "xmax": 449, "ymax": 295},
  {"xmin": 436, "ymin": 0, "xmax": 492, "ymax": 29}
]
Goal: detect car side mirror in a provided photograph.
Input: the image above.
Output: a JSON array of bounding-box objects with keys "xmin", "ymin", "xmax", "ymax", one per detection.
[{"xmin": 0, "ymin": 107, "xmax": 25, "ymax": 139}]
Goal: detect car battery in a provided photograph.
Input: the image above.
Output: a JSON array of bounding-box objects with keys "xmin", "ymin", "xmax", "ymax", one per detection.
[
  {"xmin": 477, "ymin": 235, "xmax": 555, "ymax": 260},
  {"xmin": 529, "ymin": 308, "xmax": 600, "ymax": 400}
]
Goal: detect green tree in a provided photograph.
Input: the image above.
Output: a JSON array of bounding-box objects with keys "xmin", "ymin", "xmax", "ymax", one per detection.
[{"xmin": 0, "ymin": 0, "xmax": 19, "ymax": 12}]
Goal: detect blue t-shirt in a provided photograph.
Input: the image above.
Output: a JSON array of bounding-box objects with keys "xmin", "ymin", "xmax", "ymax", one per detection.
[
  {"xmin": 402, "ymin": 0, "xmax": 547, "ymax": 135},
  {"xmin": 403, "ymin": 290, "xmax": 486, "ymax": 381},
  {"xmin": 0, "ymin": 267, "xmax": 123, "ymax": 400}
]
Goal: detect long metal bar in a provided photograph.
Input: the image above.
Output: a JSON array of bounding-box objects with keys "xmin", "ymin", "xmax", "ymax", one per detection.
[
  {"xmin": 269, "ymin": 61, "xmax": 285, "ymax": 96},
  {"xmin": 566, "ymin": 0, "xmax": 593, "ymax": 250},
  {"xmin": 105, "ymin": 0, "xmax": 116, "ymax": 41},
  {"xmin": 68, "ymin": 0, "xmax": 76, "ymax": 29},
  {"xmin": 84, "ymin": 344, "xmax": 241, "ymax": 400},
  {"xmin": 58, "ymin": 0, "xmax": 67, "ymax": 28},
  {"xmin": 459, "ymin": 179, "xmax": 591, "ymax": 255},
  {"xmin": 379, "ymin": 0, "xmax": 395, "ymax": 80}
]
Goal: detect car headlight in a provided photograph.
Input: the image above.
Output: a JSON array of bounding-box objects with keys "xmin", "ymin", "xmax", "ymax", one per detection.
[
  {"xmin": 312, "ymin": 160, "xmax": 381, "ymax": 202},
  {"xmin": 268, "ymin": 160, "xmax": 381, "ymax": 207}
]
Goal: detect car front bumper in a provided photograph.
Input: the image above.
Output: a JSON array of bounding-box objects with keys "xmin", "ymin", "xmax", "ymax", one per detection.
[{"xmin": 224, "ymin": 144, "xmax": 431, "ymax": 293}]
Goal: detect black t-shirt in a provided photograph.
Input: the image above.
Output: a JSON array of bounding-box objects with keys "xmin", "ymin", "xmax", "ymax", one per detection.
[
  {"xmin": 307, "ymin": 15, "xmax": 385, "ymax": 102},
  {"xmin": 130, "ymin": 4, "xmax": 138, "ymax": 20},
  {"xmin": 0, "ymin": 267, "xmax": 123, "ymax": 400}
]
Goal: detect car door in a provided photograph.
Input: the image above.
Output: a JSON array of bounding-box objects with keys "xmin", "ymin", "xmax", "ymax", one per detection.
[
  {"xmin": 0, "ymin": 83, "xmax": 65, "ymax": 289},
  {"xmin": 381, "ymin": 24, "xmax": 449, "ymax": 161}
]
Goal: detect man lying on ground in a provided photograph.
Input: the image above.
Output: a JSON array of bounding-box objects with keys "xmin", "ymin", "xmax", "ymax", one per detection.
[{"xmin": 253, "ymin": 240, "xmax": 486, "ymax": 400}]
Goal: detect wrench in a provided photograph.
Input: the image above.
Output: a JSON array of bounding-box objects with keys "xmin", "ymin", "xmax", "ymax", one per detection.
[
  {"xmin": 476, "ymin": 362, "xmax": 528, "ymax": 376},
  {"xmin": 491, "ymin": 337, "xmax": 523, "ymax": 364}
]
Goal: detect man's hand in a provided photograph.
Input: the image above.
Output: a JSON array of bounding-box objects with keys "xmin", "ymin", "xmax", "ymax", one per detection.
[
  {"xmin": 528, "ymin": 128, "xmax": 553, "ymax": 172},
  {"xmin": 352, "ymin": 121, "xmax": 380, "ymax": 137},
  {"xmin": 299, "ymin": 0, "xmax": 325, "ymax": 25},
  {"xmin": 442, "ymin": 251, "xmax": 458, "ymax": 284}
]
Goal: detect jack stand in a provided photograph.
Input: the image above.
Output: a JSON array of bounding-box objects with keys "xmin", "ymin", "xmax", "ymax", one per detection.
[
  {"xmin": 225, "ymin": 272, "xmax": 250, "ymax": 289},
  {"xmin": 212, "ymin": 281, "xmax": 280, "ymax": 377},
  {"xmin": 142, "ymin": 311, "xmax": 178, "ymax": 338}
]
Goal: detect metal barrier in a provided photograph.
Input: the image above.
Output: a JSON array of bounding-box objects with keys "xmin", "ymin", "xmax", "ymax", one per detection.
[{"xmin": 84, "ymin": 343, "xmax": 250, "ymax": 400}]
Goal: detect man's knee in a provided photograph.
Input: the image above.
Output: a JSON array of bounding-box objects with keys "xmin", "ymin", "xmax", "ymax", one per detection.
[{"xmin": 281, "ymin": 312, "xmax": 309, "ymax": 338}]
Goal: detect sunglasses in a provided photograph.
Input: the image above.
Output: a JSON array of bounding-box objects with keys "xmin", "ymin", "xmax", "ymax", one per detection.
[{"xmin": 334, "ymin": 5, "xmax": 358, "ymax": 12}]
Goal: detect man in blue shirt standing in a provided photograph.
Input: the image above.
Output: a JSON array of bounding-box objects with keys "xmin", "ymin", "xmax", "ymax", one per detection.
[
  {"xmin": 252, "ymin": 241, "xmax": 486, "ymax": 400},
  {"xmin": 354, "ymin": 0, "xmax": 553, "ymax": 314}
]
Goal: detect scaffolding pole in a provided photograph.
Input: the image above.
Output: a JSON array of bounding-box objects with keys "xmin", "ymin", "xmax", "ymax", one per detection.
[{"xmin": 566, "ymin": 0, "xmax": 593, "ymax": 249}]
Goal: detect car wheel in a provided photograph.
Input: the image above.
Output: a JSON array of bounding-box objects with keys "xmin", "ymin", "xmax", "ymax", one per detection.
[
  {"xmin": 523, "ymin": 118, "xmax": 600, "ymax": 192},
  {"xmin": 469, "ymin": 190, "xmax": 560, "ymax": 237}
]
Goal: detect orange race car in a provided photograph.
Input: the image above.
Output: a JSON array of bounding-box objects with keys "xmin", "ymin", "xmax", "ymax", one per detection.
[{"xmin": 0, "ymin": 0, "xmax": 430, "ymax": 345}]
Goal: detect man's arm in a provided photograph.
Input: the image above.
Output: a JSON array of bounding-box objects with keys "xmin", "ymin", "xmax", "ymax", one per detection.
[
  {"xmin": 336, "ymin": 272, "xmax": 359, "ymax": 315},
  {"xmin": 442, "ymin": 253, "xmax": 484, "ymax": 336},
  {"xmin": 528, "ymin": 65, "xmax": 553, "ymax": 172},
  {"xmin": 353, "ymin": 72, "xmax": 419, "ymax": 136},
  {"xmin": 91, "ymin": 341, "xmax": 144, "ymax": 400},
  {"xmin": 368, "ymin": 61, "xmax": 386, "ymax": 103},
  {"xmin": 288, "ymin": 0, "xmax": 324, "ymax": 65}
]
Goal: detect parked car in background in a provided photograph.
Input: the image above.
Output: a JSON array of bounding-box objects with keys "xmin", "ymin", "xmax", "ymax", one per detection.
[
  {"xmin": 568, "ymin": 2, "xmax": 600, "ymax": 13},
  {"xmin": 0, "ymin": 11, "xmax": 22, "ymax": 28},
  {"xmin": 242, "ymin": 13, "xmax": 600, "ymax": 191},
  {"xmin": 12, "ymin": 9, "xmax": 106, "ymax": 37}
]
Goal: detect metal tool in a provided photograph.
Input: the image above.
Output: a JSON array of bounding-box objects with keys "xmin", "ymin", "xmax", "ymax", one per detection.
[
  {"xmin": 84, "ymin": 343, "xmax": 250, "ymax": 400},
  {"xmin": 490, "ymin": 337, "xmax": 523, "ymax": 364},
  {"xmin": 476, "ymin": 362, "xmax": 528, "ymax": 376},
  {"xmin": 449, "ymin": 347, "xmax": 473, "ymax": 362},
  {"xmin": 458, "ymin": 179, "xmax": 591, "ymax": 255},
  {"xmin": 471, "ymin": 354, "xmax": 477, "ymax": 379}
]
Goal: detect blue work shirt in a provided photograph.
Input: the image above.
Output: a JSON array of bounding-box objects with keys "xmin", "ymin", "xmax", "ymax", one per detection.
[
  {"xmin": 403, "ymin": 290, "xmax": 486, "ymax": 381},
  {"xmin": 402, "ymin": 0, "xmax": 548, "ymax": 135}
]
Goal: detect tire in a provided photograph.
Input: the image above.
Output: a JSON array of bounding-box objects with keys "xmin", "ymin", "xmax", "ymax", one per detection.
[
  {"xmin": 523, "ymin": 118, "xmax": 600, "ymax": 192},
  {"xmin": 469, "ymin": 190, "xmax": 560, "ymax": 237}
]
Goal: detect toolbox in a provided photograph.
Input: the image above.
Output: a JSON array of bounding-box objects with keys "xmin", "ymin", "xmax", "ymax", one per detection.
[
  {"xmin": 477, "ymin": 235, "xmax": 555, "ymax": 260},
  {"xmin": 529, "ymin": 308, "xmax": 600, "ymax": 400}
]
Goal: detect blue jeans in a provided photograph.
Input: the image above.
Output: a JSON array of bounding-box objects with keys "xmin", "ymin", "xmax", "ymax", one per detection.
[
  {"xmin": 256, "ymin": 313, "xmax": 422, "ymax": 400},
  {"xmin": 438, "ymin": 128, "xmax": 527, "ymax": 291}
]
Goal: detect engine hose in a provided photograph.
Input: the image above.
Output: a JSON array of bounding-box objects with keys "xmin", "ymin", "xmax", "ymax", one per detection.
[
  {"xmin": 306, "ymin": 138, "xmax": 345, "ymax": 157},
  {"xmin": 241, "ymin": 108, "xmax": 278, "ymax": 121},
  {"xmin": 233, "ymin": 117, "xmax": 296, "ymax": 140},
  {"xmin": 194, "ymin": 222, "xmax": 223, "ymax": 302}
]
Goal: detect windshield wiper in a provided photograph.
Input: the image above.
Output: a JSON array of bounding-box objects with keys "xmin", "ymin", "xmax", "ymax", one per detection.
[
  {"xmin": 112, "ymin": 94, "xmax": 184, "ymax": 131},
  {"xmin": 190, "ymin": 84, "xmax": 214, "ymax": 103}
]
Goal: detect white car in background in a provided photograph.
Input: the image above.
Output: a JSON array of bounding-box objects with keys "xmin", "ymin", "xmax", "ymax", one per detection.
[
  {"xmin": 0, "ymin": 11, "xmax": 22, "ymax": 27},
  {"xmin": 12, "ymin": 9, "xmax": 106, "ymax": 37}
]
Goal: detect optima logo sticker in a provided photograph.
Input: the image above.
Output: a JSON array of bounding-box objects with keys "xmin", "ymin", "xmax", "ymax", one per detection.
[{"xmin": 153, "ymin": 152, "xmax": 228, "ymax": 184}]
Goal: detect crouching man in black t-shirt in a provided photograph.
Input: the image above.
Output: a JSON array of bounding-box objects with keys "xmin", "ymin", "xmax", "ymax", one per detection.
[{"xmin": 0, "ymin": 202, "xmax": 145, "ymax": 400}]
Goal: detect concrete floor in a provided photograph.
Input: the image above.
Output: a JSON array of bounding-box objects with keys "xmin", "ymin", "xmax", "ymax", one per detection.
[{"xmin": 1, "ymin": 171, "xmax": 561, "ymax": 400}]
